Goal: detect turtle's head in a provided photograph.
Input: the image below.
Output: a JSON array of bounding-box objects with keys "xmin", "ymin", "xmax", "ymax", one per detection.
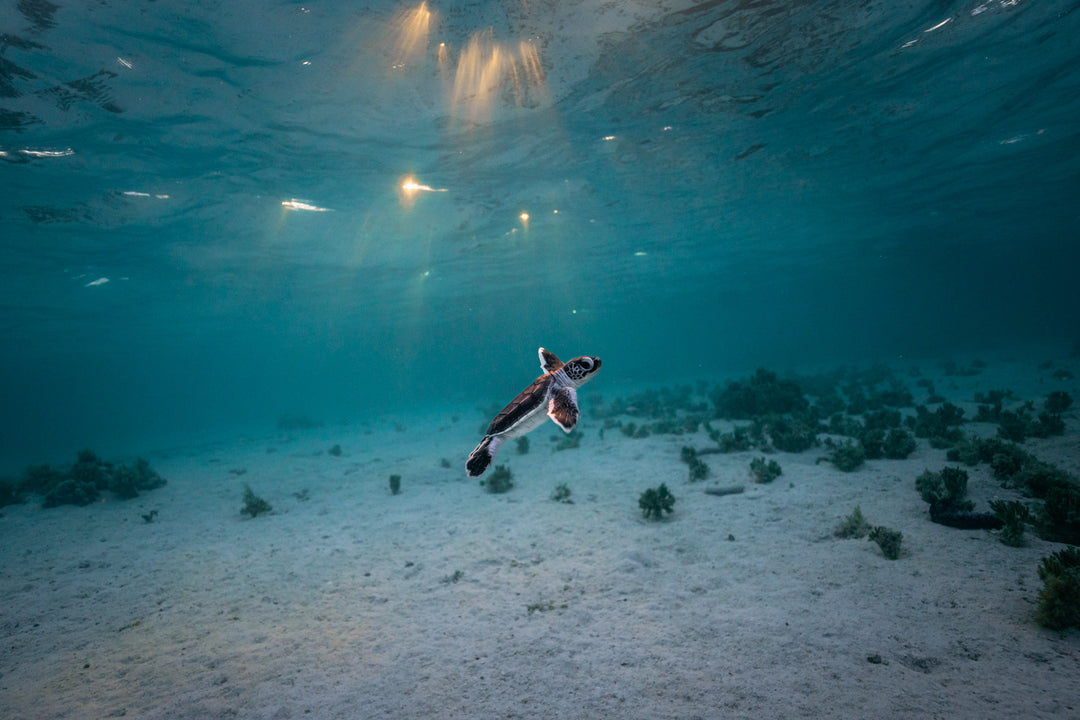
[{"xmin": 563, "ymin": 356, "xmax": 602, "ymax": 386}]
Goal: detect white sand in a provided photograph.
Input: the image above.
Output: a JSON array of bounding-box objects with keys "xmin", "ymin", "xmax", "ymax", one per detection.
[{"xmin": 2, "ymin": 359, "xmax": 1079, "ymax": 719}]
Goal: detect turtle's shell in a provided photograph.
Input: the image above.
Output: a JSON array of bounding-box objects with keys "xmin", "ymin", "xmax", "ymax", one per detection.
[{"xmin": 485, "ymin": 374, "xmax": 553, "ymax": 436}]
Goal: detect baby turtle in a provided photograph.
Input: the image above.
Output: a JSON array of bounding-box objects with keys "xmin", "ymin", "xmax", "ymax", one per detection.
[{"xmin": 466, "ymin": 347, "xmax": 602, "ymax": 477}]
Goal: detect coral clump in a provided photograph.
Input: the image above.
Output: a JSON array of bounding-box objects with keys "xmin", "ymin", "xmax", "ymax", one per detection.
[
  {"xmin": 240, "ymin": 484, "xmax": 272, "ymax": 518},
  {"xmin": 826, "ymin": 440, "xmax": 865, "ymax": 472},
  {"xmin": 989, "ymin": 499, "xmax": 1031, "ymax": 547},
  {"xmin": 916, "ymin": 467, "xmax": 969, "ymax": 506},
  {"xmin": 711, "ymin": 369, "xmax": 808, "ymax": 419},
  {"xmin": 638, "ymin": 483, "xmax": 676, "ymax": 520},
  {"xmin": 0, "ymin": 477, "xmax": 20, "ymax": 508},
  {"xmin": 749, "ymin": 457, "xmax": 782, "ymax": 484},
  {"xmin": 43, "ymin": 478, "xmax": 100, "ymax": 508},
  {"xmin": 997, "ymin": 405, "xmax": 1066, "ymax": 443},
  {"xmin": 916, "ymin": 466, "xmax": 1006, "ymax": 530},
  {"xmin": 757, "ymin": 413, "xmax": 819, "ymax": 453},
  {"xmin": 835, "ymin": 505, "xmax": 871, "ymax": 539},
  {"xmin": 709, "ymin": 425, "xmax": 753, "ymax": 453},
  {"xmin": 680, "ymin": 446, "xmax": 709, "ymax": 481},
  {"xmin": 1044, "ymin": 390, "xmax": 1073, "ymax": 414},
  {"xmin": 868, "ymin": 526, "xmax": 903, "ymax": 560},
  {"xmin": 1042, "ymin": 485, "xmax": 1080, "ymax": 545},
  {"xmin": 910, "ymin": 403, "xmax": 966, "ymax": 447},
  {"xmin": 551, "ymin": 483, "xmax": 572, "ymax": 503},
  {"xmin": 1035, "ymin": 547, "xmax": 1080, "ymax": 630},
  {"xmin": 482, "ymin": 465, "xmax": 514, "ymax": 494},
  {"xmin": 555, "ymin": 429, "xmax": 582, "ymax": 451},
  {"xmin": 882, "ymin": 429, "xmax": 917, "ymax": 459},
  {"xmin": 20, "ymin": 452, "xmax": 165, "ymax": 508}
]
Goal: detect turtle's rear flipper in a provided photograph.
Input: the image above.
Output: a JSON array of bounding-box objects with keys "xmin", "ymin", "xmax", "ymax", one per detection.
[{"xmin": 466, "ymin": 435, "xmax": 504, "ymax": 477}]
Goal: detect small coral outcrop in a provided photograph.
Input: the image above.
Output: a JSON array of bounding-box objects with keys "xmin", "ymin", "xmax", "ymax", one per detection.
[
  {"xmin": 555, "ymin": 429, "xmax": 583, "ymax": 451},
  {"xmin": 749, "ymin": 457, "xmax": 782, "ymax": 484},
  {"xmin": 482, "ymin": 465, "xmax": 514, "ymax": 494},
  {"xmin": 0, "ymin": 477, "xmax": 20, "ymax": 508},
  {"xmin": 44, "ymin": 478, "xmax": 100, "ymax": 508},
  {"xmin": 882, "ymin": 429, "xmax": 917, "ymax": 459},
  {"xmin": 826, "ymin": 440, "xmax": 865, "ymax": 472},
  {"xmin": 551, "ymin": 483, "xmax": 572, "ymax": 503},
  {"xmin": 989, "ymin": 499, "xmax": 1031, "ymax": 547},
  {"xmin": 638, "ymin": 483, "xmax": 676, "ymax": 520},
  {"xmin": 868, "ymin": 526, "xmax": 903, "ymax": 560},
  {"xmin": 910, "ymin": 403, "xmax": 966, "ymax": 448},
  {"xmin": 711, "ymin": 369, "xmax": 808, "ymax": 419},
  {"xmin": 916, "ymin": 466, "xmax": 1003, "ymax": 530},
  {"xmin": 1035, "ymin": 547, "xmax": 1080, "ymax": 630},
  {"xmin": 1044, "ymin": 390, "xmax": 1073, "ymax": 415},
  {"xmin": 240, "ymin": 484, "xmax": 272, "ymax": 518},
  {"xmin": 835, "ymin": 505, "xmax": 871, "ymax": 539},
  {"xmin": 916, "ymin": 467, "xmax": 969, "ymax": 506},
  {"xmin": 20, "ymin": 451, "xmax": 166, "ymax": 508},
  {"xmin": 681, "ymin": 446, "xmax": 709, "ymax": 481}
]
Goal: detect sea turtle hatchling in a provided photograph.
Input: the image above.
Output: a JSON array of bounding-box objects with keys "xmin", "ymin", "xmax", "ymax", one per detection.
[{"xmin": 466, "ymin": 347, "xmax": 602, "ymax": 477}]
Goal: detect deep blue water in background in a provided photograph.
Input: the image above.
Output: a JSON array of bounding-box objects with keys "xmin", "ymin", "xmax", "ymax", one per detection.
[{"xmin": 1, "ymin": 0, "xmax": 1078, "ymax": 470}]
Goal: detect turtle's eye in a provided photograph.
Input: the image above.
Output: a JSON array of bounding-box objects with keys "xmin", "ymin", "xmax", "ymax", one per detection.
[{"xmin": 580, "ymin": 358, "xmax": 594, "ymax": 370}]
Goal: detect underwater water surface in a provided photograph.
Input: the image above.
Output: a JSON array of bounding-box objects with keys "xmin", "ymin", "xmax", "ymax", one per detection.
[{"xmin": 1, "ymin": 0, "xmax": 1078, "ymax": 468}]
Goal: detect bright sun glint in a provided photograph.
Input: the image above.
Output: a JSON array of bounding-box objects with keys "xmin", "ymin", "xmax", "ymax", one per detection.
[
  {"xmin": 282, "ymin": 199, "xmax": 331, "ymax": 212},
  {"xmin": 399, "ymin": 175, "xmax": 447, "ymax": 209}
]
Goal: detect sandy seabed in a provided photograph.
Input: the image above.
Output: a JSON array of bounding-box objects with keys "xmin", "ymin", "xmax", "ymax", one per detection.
[{"xmin": 2, "ymin": 360, "xmax": 1079, "ymax": 720}]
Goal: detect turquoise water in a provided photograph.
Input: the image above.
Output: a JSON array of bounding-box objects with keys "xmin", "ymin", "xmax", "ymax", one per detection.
[{"xmin": 1, "ymin": 0, "xmax": 1078, "ymax": 468}]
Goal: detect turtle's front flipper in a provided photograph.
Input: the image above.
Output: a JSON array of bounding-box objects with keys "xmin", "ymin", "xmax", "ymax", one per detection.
[
  {"xmin": 466, "ymin": 435, "xmax": 505, "ymax": 477},
  {"xmin": 538, "ymin": 347, "xmax": 564, "ymax": 374},
  {"xmin": 547, "ymin": 387, "xmax": 579, "ymax": 432}
]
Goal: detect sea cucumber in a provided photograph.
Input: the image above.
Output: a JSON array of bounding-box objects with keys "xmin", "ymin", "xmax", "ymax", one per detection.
[{"xmin": 704, "ymin": 485, "xmax": 745, "ymax": 497}]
